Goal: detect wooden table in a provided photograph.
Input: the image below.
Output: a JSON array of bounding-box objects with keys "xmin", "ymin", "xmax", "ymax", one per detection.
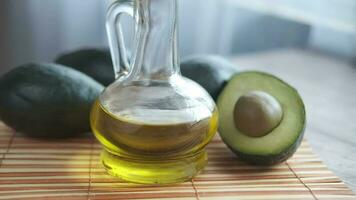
[
  {"xmin": 233, "ymin": 48, "xmax": 356, "ymax": 192},
  {"xmin": 0, "ymin": 124, "xmax": 355, "ymax": 199}
]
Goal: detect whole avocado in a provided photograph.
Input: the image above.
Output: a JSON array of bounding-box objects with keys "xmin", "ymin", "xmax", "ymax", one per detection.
[
  {"xmin": 181, "ymin": 55, "xmax": 238, "ymax": 100},
  {"xmin": 56, "ymin": 49, "xmax": 115, "ymax": 86},
  {"xmin": 0, "ymin": 63, "xmax": 104, "ymax": 138}
]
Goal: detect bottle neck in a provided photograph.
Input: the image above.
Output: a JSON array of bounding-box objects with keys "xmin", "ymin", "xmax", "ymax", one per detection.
[{"xmin": 134, "ymin": 0, "xmax": 180, "ymax": 80}]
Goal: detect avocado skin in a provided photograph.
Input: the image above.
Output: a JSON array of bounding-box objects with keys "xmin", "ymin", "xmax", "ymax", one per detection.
[
  {"xmin": 0, "ymin": 63, "xmax": 104, "ymax": 138},
  {"xmin": 181, "ymin": 55, "xmax": 238, "ymax": 100},
  {"xmin": 225, "ymin": 128, "xmax": 305, "ymax": 165},
  {"xmin": 56, "ymin": 49, "xmax": 115, "ymax": 86},
  {"xmin": 56, "ymin": 51, "xmax": 238, "ymax": 100}
]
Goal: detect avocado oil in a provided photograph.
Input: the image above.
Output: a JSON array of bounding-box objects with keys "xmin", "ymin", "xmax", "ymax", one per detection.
[{"xmin": 91, "ymin": 99, "xmax": 218, "ymax": 184}]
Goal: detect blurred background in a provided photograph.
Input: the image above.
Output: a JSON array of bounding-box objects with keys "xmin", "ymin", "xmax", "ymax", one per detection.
[
  {"xmin": 0, "ymin": 0, "xmax": 356, "ymax": 191},
  {"xmin": 0, "ymin": 0, "xmax": 356, "ymax": 74}
]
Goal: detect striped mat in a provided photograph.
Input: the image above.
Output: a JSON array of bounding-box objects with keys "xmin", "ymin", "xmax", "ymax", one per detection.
[{"xmin": 0, "ymin": 122, "xmax": 354, "ymax": 200}]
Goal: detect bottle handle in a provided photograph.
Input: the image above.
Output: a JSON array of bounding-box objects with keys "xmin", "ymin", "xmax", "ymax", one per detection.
[{"xmin": 106, "ymin": 0, "xmax": 147, "ymax": 80}]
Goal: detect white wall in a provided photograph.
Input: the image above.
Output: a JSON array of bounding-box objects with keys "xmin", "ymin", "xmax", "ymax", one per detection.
[
  {"xmin": 0, "ymin": 0, "xmax": 108, "ymax": 73},
  {"xmin": 1, "ymin": 0, "xmax": 232, "ymax": 73},
  {"xmin": 0, "ymin": 0, "xmax": 355, "ymax": 74},
  {"xmin": 225, "ymin": 0, "xmax": 356, "ymax": 58}
]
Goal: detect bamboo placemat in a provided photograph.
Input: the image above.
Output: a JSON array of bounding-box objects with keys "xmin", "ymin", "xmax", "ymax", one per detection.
[{"xmin": 0, "ymin": 122, "xmax": 354, "ymax": 200}]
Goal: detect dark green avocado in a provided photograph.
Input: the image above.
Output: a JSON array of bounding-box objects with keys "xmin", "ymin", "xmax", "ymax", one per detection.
[
  {"xmin": 56, "ymin": 49, "xmax": 115, "ymax": 86},
  {"xmin": 0, "ymin": 63, "xmax": 104, "ymax": 138},
  {"xmin": 217, "ymin": 71, "xmax": 306, "ymax": 165},
  {"xmin": 181, "ymin": 55, "xmax": 238, "ymax": 100},
  {"xmin": 56, "ymin": 52, "xmax": 238, "ymax": 100}
]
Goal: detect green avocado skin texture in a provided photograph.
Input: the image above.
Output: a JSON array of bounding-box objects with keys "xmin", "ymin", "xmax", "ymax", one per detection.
[
  {"xmin": 181, "ymin": 55, "xmax": 238, "ymax": 100},
  {"xmin": 56, "ymin": 49, "xmax": 115, "ymax": 86},
  {"xmin": 0, "ymin": 63, "xmax": 104, "ymax": 138},
  {"xmin": 56, "ymin": 50, "xmax": 237, "ymax": 100},
  {"xmin": 225, "ymin": 128, "xmax": 305, "ymax": 165}
]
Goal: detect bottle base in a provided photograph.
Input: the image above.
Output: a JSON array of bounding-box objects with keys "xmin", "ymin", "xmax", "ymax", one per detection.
[{"xmin": 100, "ymin": 149, "xmax": 208, "ymax": 184}]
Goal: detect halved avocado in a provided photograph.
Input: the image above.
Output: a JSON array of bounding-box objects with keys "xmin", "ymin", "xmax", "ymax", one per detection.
[{"xmin": 217, "ymin": 71, "xmax": 306, "ymax": 165}]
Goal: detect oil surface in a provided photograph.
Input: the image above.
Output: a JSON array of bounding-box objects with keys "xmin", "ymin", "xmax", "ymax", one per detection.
[{"xmin": 90, "ymin": 100, "xmax": 218, "ymax": 184}]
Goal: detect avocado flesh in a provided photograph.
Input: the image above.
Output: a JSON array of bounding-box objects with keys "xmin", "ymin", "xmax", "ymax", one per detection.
[{"xmin": 218, "ymin": 71, "xmax": 306, "ymax": 165}]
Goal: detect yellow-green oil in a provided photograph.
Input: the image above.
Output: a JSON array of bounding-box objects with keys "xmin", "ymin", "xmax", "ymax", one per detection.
[{"xmin": 90, "ymin": 100, "xmax": 218, "ymax": 184}]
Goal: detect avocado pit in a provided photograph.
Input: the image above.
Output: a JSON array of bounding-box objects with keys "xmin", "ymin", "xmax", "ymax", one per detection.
[{"xmin": 234, "ymin": 91, "xmax": 283, "ymax": 137}]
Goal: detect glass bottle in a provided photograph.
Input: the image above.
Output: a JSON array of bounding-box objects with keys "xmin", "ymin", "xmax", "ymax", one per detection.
[{"xmin": 90, "ymin": 0, "xmax": 218, "ymax": 184}]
